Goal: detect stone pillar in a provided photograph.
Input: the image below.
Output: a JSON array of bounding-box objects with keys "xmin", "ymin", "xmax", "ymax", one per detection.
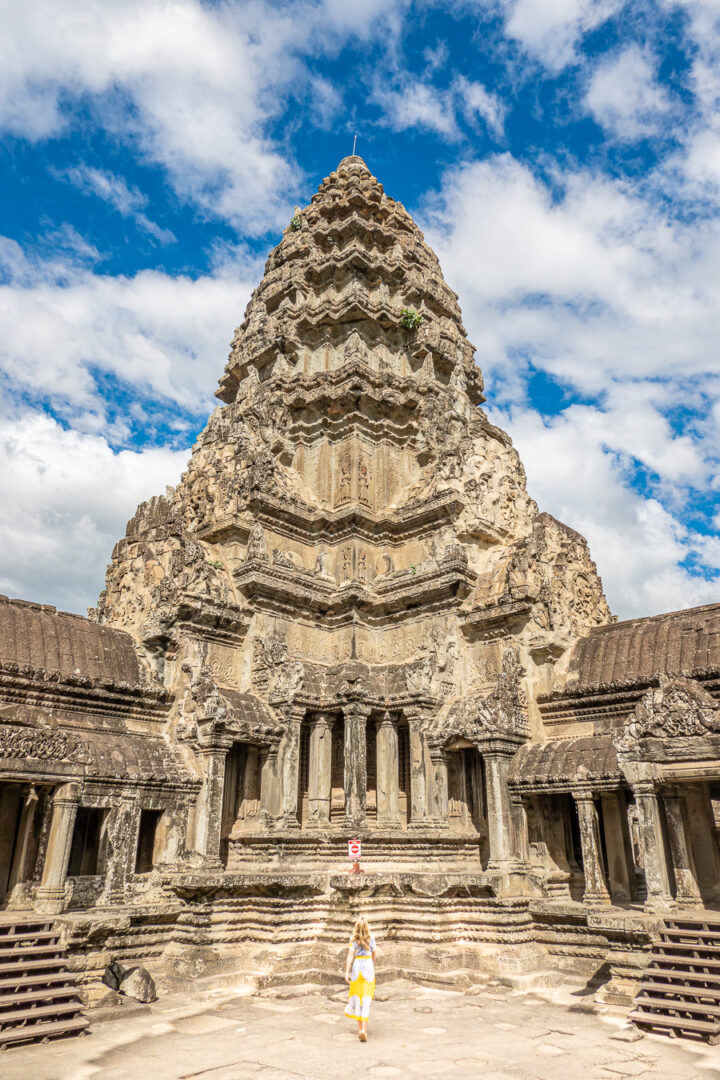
[
  {"xmin": 343, "ymin": 703, "xmax": 370, "ymax": 829},
  {"xmin": 280, "ymin": 708, "xmax": 304, "ymax": 830},
  {"xmin": 307, "ymin": 712, "xmax": 334, "ymax": 827},
  {"xmin": 600, "ymin": 791, "xmax": 634, "ymax": 903},
  {"xmin": 35, "ymin": 783, "xmax": 80, "ymax": 914},
  {"xmin": 663, "ymin": 789, "xmax": 702, "ymax": 907},
  {"xmin": 632, "ymin": 783, "xmax": 673, "ymax": 909},
  {"xmin": 485, "ymin": 752, "xmax": 516, "ymax": 870},
  {"xmin": 195, "ymin": 745, "xmax": 229, "ymax": 866},
  {"xmin": 406, "ymin": 714, "xmax": 428, "ymax": 826},
  {"xmin": 7, "ymin": 786, "xmax": 39, "ymax": 894},
  {"xmin": 100, "ymin": 798, "xmax": 139, "ymax": 903},
  {"xmin": 376, "ymin": 712, "xmax": 400, "ymax": 829},
  {"xmin": 260, "ymin": 746, "xmax": 281, "ymax": 825},
  {"xmin": 241, "ymin": 745, "xmax": 262, "ymax": 825},
  {"xmin": 429, "ymin": 749, "xmax": 449, "ymax": 823},
  {"xmin": 510, "ymin": 791, "xmax": 530, "ymax": 866},
  {"xmin": 447, "ymin": 753, "xmax": 465, "ymax": 823},
  {"xmin": 684, "ymin": 784, "xmax": 720, "ymax": 904},
  {"xmin": 572, "ymin": 792, "xmax": 611, "ymax": 905}
]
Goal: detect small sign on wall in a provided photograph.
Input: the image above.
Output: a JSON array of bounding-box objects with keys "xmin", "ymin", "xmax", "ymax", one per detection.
[{"xmin": 348, "ymin": 838, "xmax": 361, "ymax": 860}]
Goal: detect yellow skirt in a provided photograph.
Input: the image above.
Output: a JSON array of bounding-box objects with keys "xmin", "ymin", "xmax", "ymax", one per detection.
[{"xmin": 344, "ymin": 957, "xmax": 375, "ymax": 1021}]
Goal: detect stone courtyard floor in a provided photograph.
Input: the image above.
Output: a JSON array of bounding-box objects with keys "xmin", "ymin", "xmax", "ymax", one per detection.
[{"xmin": 3, "ymin": 977, "xmax": 720, "ymax": 1080}]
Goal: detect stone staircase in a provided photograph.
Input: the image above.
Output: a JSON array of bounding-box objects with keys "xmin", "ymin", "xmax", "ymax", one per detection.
[
  {"xmin": 0, "ymin": 916, "xmax": 88, "ymax": 1050},
  {"xmin": 629, "ymin": 914, "xmax": 720, "ymax": 1043}
]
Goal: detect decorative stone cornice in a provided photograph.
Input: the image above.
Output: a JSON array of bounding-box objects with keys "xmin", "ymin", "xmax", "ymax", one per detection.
[{"xmin": 0, "ymin": 723, "xmax": 91, "ymax": 764}]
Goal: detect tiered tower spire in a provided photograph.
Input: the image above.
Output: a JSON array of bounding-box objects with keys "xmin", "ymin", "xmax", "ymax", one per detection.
[{"xmin": 96, "ymin": 155, "xmax": 610, "ymax": 855}]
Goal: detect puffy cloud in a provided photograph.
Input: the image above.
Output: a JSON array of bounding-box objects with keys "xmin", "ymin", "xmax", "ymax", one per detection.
[
  {"xmin": 500, "ymin": 0, "xmax": 619, "ymax": 71},
  {"xmin": 502, "ymin": 404, "xmax": 719, "ymax": 618},
  {"xmin": 0, "ymin": 238, "xmax": 261, "ymax": 426},
  {"xmin": 585, "ymin": 45, "xmax": 671, "ymax": 140},
  {"xmin": 423, "ymin": 153, "xmax": 720, "ymax": 616},
  {"xmin": 425, "ymin": 155, "xmax": 720, "ymax": 394},
  {"xmin": 376, "ymin": 78, "xmax": 461, "ymax": 138},
  {"xmin": 456, "ymin": 76, "xmax": 506, "ymax": 137},
  {"xmin": 0, "ymin": 0, "xmax": 408, "ymax": 233},
  {"xmin": 0, "ymin": 412, "xmax": 188, "ymax": 614},
  {"xmin": 374, "ymin": 74, "xmax": 505, "ymax": 140}
]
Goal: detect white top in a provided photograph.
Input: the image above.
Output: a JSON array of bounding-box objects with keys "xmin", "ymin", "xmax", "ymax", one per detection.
[{"xmin": 352, "ymin": 934, "xmax": 376, "ymax": 958}]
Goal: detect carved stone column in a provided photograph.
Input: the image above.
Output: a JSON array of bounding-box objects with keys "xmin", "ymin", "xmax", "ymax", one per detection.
[
  {"xmin": 101, "ymin": 798, "xmax": 140, "ymax": 903},
  {"xmin": 572, "ymin": 792, "xmax": 611, "ymax": 905},
  {"xmin": 406, "ymin": 717, "xmax": 428, "ymax": 825},
  {"xmin": 600, "ymin": 791, "xmax": 634, "ymax": 903},
  {"xmin": 308, "ymin": 712, "xmax": 334, "ymax": 827},
  {"xmin": 684, "ymin": 784, "xmax": 720, "ymax": 904},
  {"xmin": 260, "ymin": 746, "xmax": 281, "ymax": 825},
  {"xmin": 447, "ymin": 752, "xmax": 466, "ymax": 824},
  {"xmin": 241, "ymin": 745, "xmax": 262, "ymax": 826},
  {"xmin": 663, "ymin": 788, "xmax": 702, "ymax": 907},
  {"xmin": 631, "ymin": 783, "xmax": 673, "ymax": 909},
  {"xmin": 510, "ymin": 791, "xmax": 530, "ymax": 867},
  {"xmin": 429, "ymin": 749, "xmax": 449, "ymax": 824},
  {"xmin": 485, "ymin": 752, "xmax": 516, "ymax": 870},
  {"xmin": 7, "ymin": 786, "xmax": 39, "ymax": 895},
  {"xmin": 376, "ymin": 712, "xmax": 400, "ymax": 829},
  {"xmin": 280, "ymin": 707, "xmax": 304, "ymax": 830},
  {"xmin": 195, "ymin": 744, "xmax": 230, "ymax": 866},
  {"xmin": 35, "ymin": 783, "xmax": 80, "ymax": 914},
  {"xmin": 343, "ymin": 702, "xmax": 370, "ymax": 829}
]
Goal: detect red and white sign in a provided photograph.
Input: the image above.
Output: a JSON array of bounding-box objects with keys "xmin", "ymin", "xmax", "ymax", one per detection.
[{"xmin": 348, "ymin": 838, "xmax": 362, "ymax": 860}]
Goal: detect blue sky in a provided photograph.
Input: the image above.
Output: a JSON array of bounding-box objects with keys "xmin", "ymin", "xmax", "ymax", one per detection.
[{"xmin": 0, "ymin": 0, "xmax": 718, "ymax": 619}]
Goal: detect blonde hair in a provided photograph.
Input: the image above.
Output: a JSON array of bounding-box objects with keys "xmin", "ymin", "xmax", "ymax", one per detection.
[{"xmin": 350, "ymin": 916, "xmax": 372, "ymax": 951}]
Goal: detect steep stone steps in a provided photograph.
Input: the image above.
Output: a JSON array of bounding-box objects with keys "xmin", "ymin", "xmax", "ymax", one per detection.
[
  {"xmin": 0, "ymin": 917, "xmax": 88, "ymax": 1050},
  {"xmin": 0, "ymin": 985, "xmax": 79, "ymax": 1008},
  {"xmin": 629, "ymin": 915, "xmax": 720, "ymax": 1043}
]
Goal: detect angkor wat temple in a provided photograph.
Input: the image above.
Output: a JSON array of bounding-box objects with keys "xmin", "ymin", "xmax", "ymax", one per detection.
[{"xmin": 2, "ymin": 155, "xmax": 719, "ymax": 1045}]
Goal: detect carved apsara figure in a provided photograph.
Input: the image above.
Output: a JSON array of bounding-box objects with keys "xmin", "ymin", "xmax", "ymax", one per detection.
[
  {"xmin": 246, "ymin": 520, "xmax": 267, "ymax": 561},
  {"xmin": 359, "ymin": 460, "xmax": 370, "ymax": 504},
  {"xmin": 357, "ymin": 551, "xmax": 367, "ymax": 582},
  {"xmin": 339, "ymin": 458, "xmax": 352, "ymax": 501}
]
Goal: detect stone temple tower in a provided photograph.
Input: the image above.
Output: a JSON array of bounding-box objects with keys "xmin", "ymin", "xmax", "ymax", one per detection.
[
  {"xmin": 96, "ymin": 154, "xmax": 610, "ymax": 882},
  {"xmin": 5, "ymin": 156, "xmax": 720, "ymax": 1030}
]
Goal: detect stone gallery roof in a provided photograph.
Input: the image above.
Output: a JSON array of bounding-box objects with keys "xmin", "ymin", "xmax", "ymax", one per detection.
[
  {"xmin": 218, "ymin": 689, "xmax": 284, "ymax": 740},
  {"xmin": 508, "ymin": 735, "xmax": 620, "ymax": 792},
  {"xmin": 562, "ymin": 602, "xmax": 720, "ymax": 694},
  {"xmin": 83, "ymin": 731, "xmax": 197, "ymax": 785},
  {"xmin": 0, "ymin": 594, "xmax": 143, "ymax": 687}
]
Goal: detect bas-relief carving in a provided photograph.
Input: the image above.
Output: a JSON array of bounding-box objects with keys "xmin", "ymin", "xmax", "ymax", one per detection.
[
  {"xmin": 0, "ymin": 724, "xmax": 91, "ymax": 764},
  {"xmin": 246, "ymin": 521, "xmax": 268, "ymax": 560},
  {"xmin": 615, "ymin": 678, "xmax": 720, "ymax": 755}
]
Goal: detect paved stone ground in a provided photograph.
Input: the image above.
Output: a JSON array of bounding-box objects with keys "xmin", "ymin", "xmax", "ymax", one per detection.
[{"xmin": 4, "ymin": 978, "xmax": 720, "ymax": 1080}]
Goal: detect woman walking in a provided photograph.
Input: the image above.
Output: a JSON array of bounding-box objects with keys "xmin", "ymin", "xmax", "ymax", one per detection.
[{"xmin": 344, "ymin": 916, "xmax": 376, "ymax": 1041}]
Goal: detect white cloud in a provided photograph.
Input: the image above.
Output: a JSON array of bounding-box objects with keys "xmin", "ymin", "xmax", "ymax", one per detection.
[
  {"xmin": 662, "ymin": 2, "xmax": 720, "ymax": 197},
  {"xmin": 504, "ymin": 404, "xmax": 719, "ymax": 618},
  {"xmin": 0, "ymin": 0, "xmax": 408, "ymax": 233},
  {"xmin": 426, "ymin": 155, "xmax": 720, "ymax": 394},
  {"xmin": 374, "ymin": 74, "xmax": 504, "ymax": 140},
  {"xmin": 586, "ymin": 45, "xmax": 671, "ymax": 140},
  {"xmin": 456, "ymin": 76, "xmax": 506, "ymax": 137},
  {"xmin": 500, "ymin": 0, "xmax": 619, "ymax": 71},
  {"xmin": 374, "ymin": 76, "xmax": 460, "ymax": 138},
  {"xmin": 62, "ymin": 166, "xmax": 175, "ymax": 244},
  {"xmin": 0, "ymin": 238, "xmax": 261, "ymax": 425},
  {"xmin": 423, "ymin": 153, "xmax": 720, "ymax": 617},
  {"xmin": 0, "ymin": 412, "xmax": 188, "ymax": 614}
]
